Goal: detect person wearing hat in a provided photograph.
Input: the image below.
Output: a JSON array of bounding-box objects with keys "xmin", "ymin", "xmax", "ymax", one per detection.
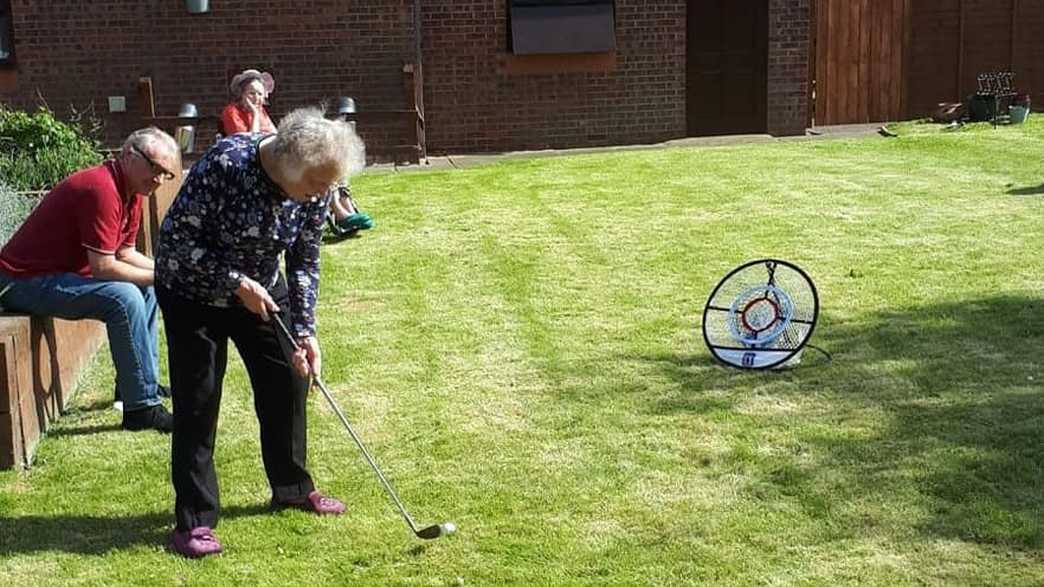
[
  {"xmin": 221, "ymin": 71, "xmax": 372, "ymax": 239},
  {"xmin": 221, "ymin": 69, "xmax": 276, "ymax": 135}
]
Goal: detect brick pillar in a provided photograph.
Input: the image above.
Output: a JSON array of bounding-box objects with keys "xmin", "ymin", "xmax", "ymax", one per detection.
[{"xmin": 767, "ymin": 0, "xmax": 811, "ymax": 136}]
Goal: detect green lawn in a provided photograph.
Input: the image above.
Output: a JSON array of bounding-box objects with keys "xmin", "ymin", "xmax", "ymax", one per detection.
[{"xmin": 2, "ymin": 118, "xmax": 1044, "ymax": 585}]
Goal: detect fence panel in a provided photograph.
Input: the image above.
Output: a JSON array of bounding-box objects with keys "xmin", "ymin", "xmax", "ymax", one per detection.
[{"xmin": 815, "ymin": 0, "xmax": 908, "ymax": 125}]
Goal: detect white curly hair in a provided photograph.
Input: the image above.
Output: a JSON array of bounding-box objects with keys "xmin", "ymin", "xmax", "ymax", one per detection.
[{"xmin": 269, "ymin": 107, "xmax": 366, "ymax": 182}]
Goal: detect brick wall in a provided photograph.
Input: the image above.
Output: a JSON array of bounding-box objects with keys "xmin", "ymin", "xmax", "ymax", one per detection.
[
  {"xmin": 421, "ymin": 0, "xmax": 689, "ymax": 153},
  {"xmin": 2, "ymin": 1, "xmax": 812, "ymax": 155},
  {"xmin": 767, "ymin": 0, "xmax": 810, "ymax": 135},
  {"xmin": 3, "ymin": 0, "xmax": 415, "ymax": 151}
]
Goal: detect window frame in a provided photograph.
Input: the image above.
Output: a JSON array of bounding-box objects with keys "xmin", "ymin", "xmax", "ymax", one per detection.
[{"xmin": 0, "ymin": 0, "xmax": 14, "ymax": 67}]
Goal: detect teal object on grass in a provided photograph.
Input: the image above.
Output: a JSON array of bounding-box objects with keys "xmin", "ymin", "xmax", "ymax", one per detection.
[
  {"xmin": 1009, "ymin": 105, "xmax": 1030, "ymax": 124},
  {"xmin": 327, "ymin": 211, "xmax": 375, "ymax": 238},
  {"xmin": 339, "ymin": 212, "xmax": 374, "ymax": 232}
]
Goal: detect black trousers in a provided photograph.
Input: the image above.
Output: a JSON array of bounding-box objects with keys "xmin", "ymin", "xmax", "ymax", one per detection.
[{"xmin": 158, "ymin": 280, "xmax": 315, "ymax": 531}]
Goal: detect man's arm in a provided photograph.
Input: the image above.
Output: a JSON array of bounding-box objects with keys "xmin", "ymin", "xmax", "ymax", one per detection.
[
  {"xmin": 88, "ymin": 250, "xmax": 154, "ymax": 287},
  {"xmin": 116, "ymin": 246, "xmax": 155, "ymax": 271}
]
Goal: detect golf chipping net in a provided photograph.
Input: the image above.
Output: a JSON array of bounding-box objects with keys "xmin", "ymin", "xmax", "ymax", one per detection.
[{"xmin": 702, "ymin": 259, "xmax": 821, "ymax": 370}]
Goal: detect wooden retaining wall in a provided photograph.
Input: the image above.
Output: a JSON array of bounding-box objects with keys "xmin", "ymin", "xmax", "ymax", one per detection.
[{"xmin": 0, "ymin": 316, "xmax": 105, "ymax": 468}]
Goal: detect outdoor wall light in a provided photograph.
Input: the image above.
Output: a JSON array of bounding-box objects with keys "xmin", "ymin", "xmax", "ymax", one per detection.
[
  {"xmin": 336, "ymin": 97, "xmax": 357, "ymax": 116},
  {"xmin": 336, "ymin": 97, "xmax": 357, "ymax": 130},
  {"xmin": 186, "ymin": 0, "xmax": 210, "ymax": 14}
]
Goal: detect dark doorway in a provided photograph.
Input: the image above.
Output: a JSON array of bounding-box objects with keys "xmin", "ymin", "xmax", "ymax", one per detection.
[{"xmin": 686, "ymin": 0, "xmax": 768, "ymax": 135}]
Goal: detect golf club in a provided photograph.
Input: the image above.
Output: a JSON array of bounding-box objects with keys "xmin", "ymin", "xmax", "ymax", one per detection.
[{"xmin": 272, "ymin": 312, "xmax": 456, "ymax": 540}]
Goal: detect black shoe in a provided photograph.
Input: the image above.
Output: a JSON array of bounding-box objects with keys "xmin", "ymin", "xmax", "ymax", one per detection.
[{"xmin": 122, "ymin": 404, "xmax": 173, "ymax": 433}]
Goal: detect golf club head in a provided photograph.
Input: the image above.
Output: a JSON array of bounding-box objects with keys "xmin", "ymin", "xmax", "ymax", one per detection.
[{"xmin": 416, "ymin": 522, "xmax": 456, "ymax": 540}]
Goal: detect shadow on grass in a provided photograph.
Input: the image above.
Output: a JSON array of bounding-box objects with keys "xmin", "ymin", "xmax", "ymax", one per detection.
[
  {"xmin": 64, "ymin": 395, "xmax": 120, "ymax": 414},
  {"xmin": 0, "ymin": 504, "xmax": 269, "ymax": 556},
  {"xmin": 45, "ymin": 423, "xmax": 123, "ymax": 438},
  {"xmin": 814, "ymin": 295, "xmax": 1044, "ymax": 548},
  {"xmin": 636, "ymin": 351, "xmax": 768, "ymax": 413},
  {"xmin": 1006, "ymin": 183, "xmax": 1044, "ymax": 196},
  {"xmin": 635, "ymin": 346, "xmax": 831, "ymax": 415},
  {"xmin": 640, "ymin": 295, "xmax": 1044, "ymax": 549}
]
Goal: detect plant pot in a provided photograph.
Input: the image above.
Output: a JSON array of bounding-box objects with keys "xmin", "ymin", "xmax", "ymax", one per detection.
[
  {"xmin": 1009, "ymin": 105, "xmax": 1031, "ymax": 125},
  {"xmin": 186, "ymin": 0, "xmax": 209, "ymax": 14},
  {"xmin": 967, "ymin": 95, "xmax": 996, "ymax": 122}
]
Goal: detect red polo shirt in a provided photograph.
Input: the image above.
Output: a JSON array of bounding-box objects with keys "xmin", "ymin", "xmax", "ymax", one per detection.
[{"xmin": 0, "ymin": 160, "xmax": 142, "ymax": 278}]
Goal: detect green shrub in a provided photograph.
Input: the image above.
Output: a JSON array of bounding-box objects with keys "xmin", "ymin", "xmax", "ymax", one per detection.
[
  {"xmin": 0, "ymin": 106, "xmax": 104, "ymax": 191},
  {"xmin": 0, "ymin": 180, "xmax": 41, "ymax": 246}
]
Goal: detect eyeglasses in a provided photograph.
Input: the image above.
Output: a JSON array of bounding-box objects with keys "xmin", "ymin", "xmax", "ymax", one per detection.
[{"xmin": 130, "ymin": 145, "xmax": 176, "ymax": 181}]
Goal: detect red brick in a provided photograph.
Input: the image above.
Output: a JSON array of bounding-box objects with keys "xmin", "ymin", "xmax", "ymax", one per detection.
[{"xmin": 2, "ymin": 0, "xmax": 815, "ymax": 153}]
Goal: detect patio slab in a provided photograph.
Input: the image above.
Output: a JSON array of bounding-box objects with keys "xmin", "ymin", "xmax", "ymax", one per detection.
[{"xmin": 365, "ymin": 124, "xmax": 883, "ymax": 174}]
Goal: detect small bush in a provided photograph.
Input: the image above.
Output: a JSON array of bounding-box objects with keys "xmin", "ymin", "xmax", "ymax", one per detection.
[
  {"xmin": 0, "ymin": 106, "xmax": 104, "ymax": 191},
  {"xmin": 0, "ymin": 180, "xmax": 41, "ymax": 246}
]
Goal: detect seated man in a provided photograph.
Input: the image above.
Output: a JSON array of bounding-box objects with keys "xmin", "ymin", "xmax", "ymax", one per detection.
[{"xmin": 0, "ymin": 127, "xmax": 179, "ymax": 433}]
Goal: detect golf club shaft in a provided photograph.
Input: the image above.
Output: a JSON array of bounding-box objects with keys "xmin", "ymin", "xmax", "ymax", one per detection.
[
  {"xmin": 312, "ymin": 377, "xmax": 423, "ymax": 533},
  {"xmin": 271, "ymin": 313, "xmax": 422, "ymax": 534}
]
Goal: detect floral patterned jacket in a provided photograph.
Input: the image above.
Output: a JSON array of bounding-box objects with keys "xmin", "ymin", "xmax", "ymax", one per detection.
[{"xmin": 155, "ymin": 134, "xmax": 329, "ymax": 338}]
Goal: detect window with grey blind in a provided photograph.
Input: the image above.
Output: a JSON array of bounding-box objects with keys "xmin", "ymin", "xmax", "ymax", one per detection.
[
  {"xmin": 0, "ymin": 0, "xmax": 12, "ymax": 65},
  {"xmin": 509, "ymin": 0, "xmax": 616, "ymax": 55}
]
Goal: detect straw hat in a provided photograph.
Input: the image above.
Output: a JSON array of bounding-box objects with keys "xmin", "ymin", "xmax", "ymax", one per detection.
[{"xmin": 230, "ymin": 69, "xmax": 275, "ymax": 97}]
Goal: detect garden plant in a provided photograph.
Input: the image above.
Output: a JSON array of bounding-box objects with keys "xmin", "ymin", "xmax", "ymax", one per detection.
[{"xmin": 0, "ymin": 105, "xmax": 104, "ymax": 192}]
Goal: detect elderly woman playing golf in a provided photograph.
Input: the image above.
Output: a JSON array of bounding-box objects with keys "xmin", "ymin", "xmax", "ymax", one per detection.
[{"xmin": 155, "ymin": 107, "xmax": 365, "ymax": 558}]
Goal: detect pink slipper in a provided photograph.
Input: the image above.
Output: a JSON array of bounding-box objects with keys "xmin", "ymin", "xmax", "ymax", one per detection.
[
  {"xmin": 170, "ymin": 527, "xmax": 223, "ymax": 558},
  {"xmin": 272, "ymin": 490, "xmax": 346, "ymax": 515}
]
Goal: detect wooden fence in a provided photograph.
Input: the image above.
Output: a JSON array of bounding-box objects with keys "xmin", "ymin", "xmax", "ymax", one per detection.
[
  {"xmin": 814, "ymin": 0, "xmax": 1044, "ymax": 125},
  {"xmin": 906, "ymin": 0, "xmax": 1043, "ymax": 118},
  {"xmin": 814, "ymin": 0, "xmax": 910, "ymax": 126}
]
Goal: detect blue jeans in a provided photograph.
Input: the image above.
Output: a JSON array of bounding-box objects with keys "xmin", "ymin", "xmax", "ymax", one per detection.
[{"xmin": 0, "ymin": 273, "xmax": 162, "ymax": 412}]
